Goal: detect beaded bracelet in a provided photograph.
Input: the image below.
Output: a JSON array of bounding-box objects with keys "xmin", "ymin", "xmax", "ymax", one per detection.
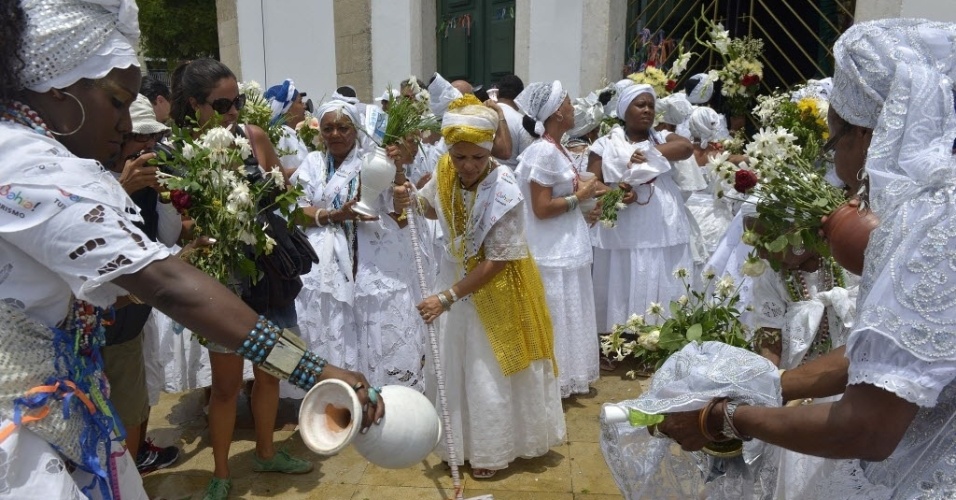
[
  {"xmin": 289, "ymin": 350, "xmax": 328, "ymax": 390},
  {"xmin": 235, "ymin": 316, "xmax": 281, "ymax": 363}
]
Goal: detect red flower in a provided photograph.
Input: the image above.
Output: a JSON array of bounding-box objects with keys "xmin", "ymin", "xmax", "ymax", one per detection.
[
  {"xmin": 665, "ymin": 79, "xmax": 678, "ymax": 91},
  {"xmin": 734, "ymin": 169, "xmax": 759, "ymax": 193},
  {"xmin": 741, "ymin": 74, "xmax": 761, "ymax": 87},
  {"xmin": 170, "ymin": 189, "xmax": 192, "ymax": 211},
  {"xmin": 645, "ymin": 61, "xmax": 656, "ymax": 68}
]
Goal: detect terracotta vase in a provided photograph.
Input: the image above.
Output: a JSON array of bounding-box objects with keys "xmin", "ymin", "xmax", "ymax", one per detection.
[
  {"xmin": 352, "ymin": 146, "xmax": 396, "ymax": 217},
  {"xmin": 298, "ymin": 379, "xmax": 442, "ymax": 469},
  {"xmin": 821, "ymin": 204, "xmax": 880, "ymax": 276}
]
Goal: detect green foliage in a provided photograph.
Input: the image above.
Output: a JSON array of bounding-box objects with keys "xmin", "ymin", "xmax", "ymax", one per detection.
[{"xmin": 139, "ymin": 0, "xmax": 219, "ymax": 67}]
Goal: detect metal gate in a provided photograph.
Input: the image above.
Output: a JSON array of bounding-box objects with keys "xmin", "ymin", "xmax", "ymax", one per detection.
[{"xmin": 624, "ymin": 0, "xmax": 855, "ymax": 93}]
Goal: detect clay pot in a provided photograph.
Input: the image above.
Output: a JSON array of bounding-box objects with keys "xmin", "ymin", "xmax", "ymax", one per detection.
[
  {"xmin": 353, "ymin": 146, "xmax": 396, "ymax": 217},
  {"xmin": 821, "ymin": 204, "xmax": 880, "ymax": 276},
  {"xmin": 298, "ymin": 379, "xmax": 442, "ymax": 469}
]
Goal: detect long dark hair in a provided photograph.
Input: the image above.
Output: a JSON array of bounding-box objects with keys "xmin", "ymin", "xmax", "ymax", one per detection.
[
  {"xmin": 170, "ymin": 58, "xmax": 235, "ymax": 127},
  {"xmin": 0, "ymin": 1, "xmax": 27, "ymax": 102}
]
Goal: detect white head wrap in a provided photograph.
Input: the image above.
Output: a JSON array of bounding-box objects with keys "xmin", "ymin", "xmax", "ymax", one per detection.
[
  {"xmin": 316, "ymin": 100, "xmax": 362, "ymax": 130},
  {"xmin": 686, "ymin": 73, "xmax": 714, "ymax": 104},
  {"xmin": 129, "ymin": 94, "xmax": 169, "ymax": 134},
  {"xmin": 427, "ymin": 73, "xmax": 463, "ymax": 117},
  {"xmin": 331, "ymin": 86, "xmax": 360, "ymax": 105},
  {"xmin": 790, "ymin": 77, "xmax": 833, "ymax": 102},
  {"xmin": 616, "ymin": 83, "xmax": 656, "ymax": 122},
  {"xmin": 656, "ymin": 92, "xmax": 694, "ymax": 126},
  {"xmin": 378, "ymin": 88, "xmax": 400, "ymax": 103},
  {"xmin": 19, "ymin": 0, "xmax": 140, "ymax": 92},
  {"xmin": 514, "ymin": 80, "xmax": 568, "ymax": 136},
  {"xmin": 687, "ymin": 106, "xmax": 723, "ymax": 147},
  {"xmin": 569, "ymin": 93, "xmax": 604, "ymax": 138},
  {"xmin": 832, "ymin": 19, "xmax": 956, "ymax": 363},
  {"xmin": 264, "ymin": 79, "xmax": 298, "ymax": 125},
  {"xmin": 441, "ymin": 100, "xmax": 498, "ymax": 151}
]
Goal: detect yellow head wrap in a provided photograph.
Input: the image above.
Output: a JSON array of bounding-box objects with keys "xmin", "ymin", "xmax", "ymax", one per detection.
[{"xmin": 441, "ymin": 95, "xmax": 498, "ymax": 150}]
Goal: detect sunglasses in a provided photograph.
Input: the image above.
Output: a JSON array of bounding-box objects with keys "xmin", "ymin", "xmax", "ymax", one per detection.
[
  {"xmin": 205, "ymin": 94, "xmax": 246, "ymax": 114},
  {"xmin": 125, "ymin": 131, "xmax": 169, "ymax": 143}
]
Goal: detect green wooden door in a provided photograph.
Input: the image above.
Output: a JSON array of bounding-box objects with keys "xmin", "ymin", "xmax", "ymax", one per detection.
[{"xmin": 437, "ymin": 0, "xmax": 516, "ymax": 88}]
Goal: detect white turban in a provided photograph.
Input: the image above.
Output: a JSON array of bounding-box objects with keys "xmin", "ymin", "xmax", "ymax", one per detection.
[
  {"xmin": 427, "ymin": 73, "xmax": 463, "ymax": 117},
  {"xmin": 316, "ymin": 100, "xmax": 362, "ymax": 130},
  {"xmin": 656, "ymin": 93, "xmax": 694, "ymax": 126},
  {"xmin": 687, "ymin": 106, "xmax": 724, "ymax": 147},
  {"xmin": 515, "ymin": 80, "xmax": 567, "ymax": 136},
  {"xmin": 331, "ymin": 86, "xmax": 360, "ymax": 105},
  {"xmin": 616, "ymin": 83, "xmax": 656, "ymax": 122},
  {"xmin": 20, "ymin": 0, "xmax": 141, "ymax": 92},
  {"xmin": 686, "ymin": 73, "xmax": 714, "ymax": 104},
  {"xmin": 569, "ymin": 93, "xmax": 604, "ymax": 138}
]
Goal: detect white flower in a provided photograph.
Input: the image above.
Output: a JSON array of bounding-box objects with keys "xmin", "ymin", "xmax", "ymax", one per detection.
[
  {"xmin": 741, "ymin": 257, "xmax": 768, "ymax": 277},
  {"xmin": 240, "ymin": 80, "xmax": 262, "ymax": 95},
  {"xmin": 263, "ymin": 234, "xmax": 276, "ymax": 254},
  {"xmin": 673, "ymin": 267, "xmax": 689, "ymax": 279},
  {"xmin": 239, "ymin": 230, "xmax": 257, "ymax": 245},
  {"xmin": 266, "ymin": 167, "xmax": 285, "ymax": 187},
  {"xmin": 741, "ymin": 229, "xmax": 760, "ymax": 246},
  {"xmin": 601, "ymin": 219, "xmax": 615, "ymax": 228},
  {"xmin": 677, "ymin": 295, "xmax": 689, "ymax": 306},
  {"xmin": 646, "ymin": 302, "xmax": 663, "ymax": 316},
  {"xmin": 638, "ymin": 330, "xmax": 660, "ymax": 351},
  {"xmin": 715, "ymin": 275, "xmax": 736, "ymax": 297},
  {"xmin": 626, "ymin": 313, "xmax": 645, "ymax": 329},
  {"xmin": 201, "ymin": 127, "xmax": 235, "ymax": 151},
  {"xmin": 233, "ymin": 136, "xmax": 252, "ymax": 160},
  {"xmin": 702, "ymin": 268, "xmax": 716, "ymax": 280},
  {"xmin": 225, "ymin": 183, "xmax": 252, "ymax": 213},
  {"xmin": 615, "ymin": 202, "xmax": 627, "ymax": 210},
  {"xmin": 181, "ymin": 143, "xmax": 196, "ymax": 161},
  {"xmin": 671, "ymin": 51, "xmax": 691, "ymax": 77}
]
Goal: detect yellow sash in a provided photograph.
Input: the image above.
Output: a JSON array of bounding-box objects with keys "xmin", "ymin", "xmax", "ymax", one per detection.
[{"xmin": 436, "ymin": 154, "xmax": 556, "ymax": 376}]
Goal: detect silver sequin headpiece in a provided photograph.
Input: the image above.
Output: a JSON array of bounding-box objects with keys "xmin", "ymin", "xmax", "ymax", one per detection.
[{"xmin": 19, "ymin": 0, "xmax": 140, "ymax": 92}]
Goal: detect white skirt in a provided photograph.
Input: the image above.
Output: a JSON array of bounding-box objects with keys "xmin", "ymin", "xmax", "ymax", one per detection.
[
  {"xmin": 538, "ymin": 263, "xmax": 599, "ymax": 397},
  {"xmin": 354, "ymin": 285, "xmax": 427, "ymax": 393},
  {"xmin": 592, "ymin": 244, "xmax": 694, "ymax": 332},
  {"xmin": 425, "ymin": 294, "xmax": 566, "ymax": 470}
]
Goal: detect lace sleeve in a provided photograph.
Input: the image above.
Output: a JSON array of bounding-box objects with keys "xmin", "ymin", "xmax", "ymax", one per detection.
[
  {"xmin": 752, "ymin": 267, "xmax": 788, "ymax": 330},
  {"xmin": 520, "ymin": 142, "xmax": 575, "ymax": 188},
  {"xmin": 846, "ymin": 330, "xmax": 956, "ymax": 407},
  {"xmin": 483, "ymin": 206, "xmax": 528, "ymax": 261}
]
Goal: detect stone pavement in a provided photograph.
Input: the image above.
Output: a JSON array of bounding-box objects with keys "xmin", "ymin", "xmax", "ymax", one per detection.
[{"xmin": 142, "ymin": 364, "xmax": 644, "ymax": 499}]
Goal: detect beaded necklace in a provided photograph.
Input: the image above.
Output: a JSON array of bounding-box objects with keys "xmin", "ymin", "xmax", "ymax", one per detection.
[
  {"xmin": 448, "ymin": 164, "xmax": 487, "ymax": 268},
  {"xmin": 326, "ymin": 151, "xmax": 359, "ymax": 269},
  {"xmin": 0, "ymin": 100, "xmax": 55, "ymax": 139},
  {"xmin": 782, "ymin": 257, "xmax": 847, "ymax": 358}
]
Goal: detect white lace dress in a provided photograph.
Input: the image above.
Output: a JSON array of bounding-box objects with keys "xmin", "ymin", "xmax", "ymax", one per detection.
[
  {"xmin": 288, "ymin": 150, "xmax": 360, "ymax": 397},
  {"xmin": 353, "ymin": 191, "xmax": 427, "ymax": 393},
  {"xmin": 589, "ymin": 131, "xmax": 694, "ymax": 331},
  {"xmin": 515, "ymin": 141, "xmax": 599, "ymax": 397},
  {"xmin": 419, "ymin": 174, "xmax": 566, "ymax": 470}
]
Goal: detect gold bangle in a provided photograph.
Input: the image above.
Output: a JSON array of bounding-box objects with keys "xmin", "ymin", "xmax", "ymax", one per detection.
[{"xmin": 127, "ymin": 294, "xmax": 144, "ymax": 305}]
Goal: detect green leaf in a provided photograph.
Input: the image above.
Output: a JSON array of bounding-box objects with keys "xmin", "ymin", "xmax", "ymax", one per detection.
[
  {"xmin": 686, "ymin": 323, "xmax": 703, "ymax": 341},
  {"xmin": 767, "ymin": 234, "xmax": 789, "ymax": 253},
  {"xmin": 670, "ymin": 301, "xmax": 681, "ymax": 317},
  {"xmin": 627, "ymin": 409, "xmax": 665, "ymax": 428}
]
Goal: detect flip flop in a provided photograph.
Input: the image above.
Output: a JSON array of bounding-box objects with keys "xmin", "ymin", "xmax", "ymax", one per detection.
[
  {"xmin": 600, "ymin": 355, "xmax": 618, "ymax": 372},
  {"xmin": 472, "ymin": 468, "xmax": 498, "ymax": 479}
]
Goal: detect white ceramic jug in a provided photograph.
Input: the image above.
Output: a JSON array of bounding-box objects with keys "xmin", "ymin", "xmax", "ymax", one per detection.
[
  {"xmin": 352, "ymin": 146, "xmax": 396, "ymax": 217},
  {"xmin": 299, "ymin": 379, "xmax": 442, "ymax": 469}
]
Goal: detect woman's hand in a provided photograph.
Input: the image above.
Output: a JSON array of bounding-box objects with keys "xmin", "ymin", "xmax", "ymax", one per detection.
[
  {"xmin": 629, "ymin": 150, "xmax": 647, "ymax": 165},
  {"xmin": 386, "ymin": 140, "xmax": 416, "ymax": 168},
  {"xmin": 416, "ymin": 295, "xmax": 445, "ymax": 324},
  {"xmin": 392, "ymin": 182, "xmax": 412, "ymax": 213},
  {"xmin": 585, "ymin": 203, "xmax": 602, "ymax": 226},
  {"xmin": 574, "ymin": 175, "xmax": 600, "ymax": 200},
  {"xmin": 656, "ymin": 401, "xmax": 726, "ymax": 451},
  {"xmin": 339, "ymin": 199, "xmax": 379, "ymax": 222},
  {"xmin": 321, "ymin": 364, "xmax": 385, "ymax": 433},
  {"xmin": 177, "ymin": 235, "xmax": 216, "ymax": 261},
  {"xmin": 619, "ymin": 182, "xmax": 637, "ymax": 204},
  {"xmin": 119, "ymin": 152, "xmax": 160, "ymax": 194},
  {"xmin": 483, "ymin": 99, "xmax": 504, "ymax": 117}
]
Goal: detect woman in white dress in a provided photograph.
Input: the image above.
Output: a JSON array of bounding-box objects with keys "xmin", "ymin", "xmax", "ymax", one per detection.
[
  {"xmin": 587, "ymin": 83, "xmax": 695, "ymax": 331},
  {"xmin": 513, "ymin": 81, "xmax": 601, "ymax": 397},
  {"xmin": 654, "ymin": 19, "xmax": 956, "ymax": 499},
  {"xmin": 415, "ymin": 95, "xmax": 565, "ymax": 479},
  {"xmin": 290, "ymin": 101, "xmax": 369, "ymax": 384}
]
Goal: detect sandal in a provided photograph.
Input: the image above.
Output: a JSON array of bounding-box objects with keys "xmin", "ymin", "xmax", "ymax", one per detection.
[
  {"xmin": 600, "ymin": 355, "xmax": 618, "ymax": 372},
  {"xmin": 472, "ymin": 468, "xmax": 498, "ymax": 479}
]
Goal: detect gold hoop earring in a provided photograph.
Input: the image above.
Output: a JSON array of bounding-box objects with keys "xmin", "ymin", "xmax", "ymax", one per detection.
[{"xmin": 49, "ymin": 91, "xmax": 86, "ymax": 137}]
